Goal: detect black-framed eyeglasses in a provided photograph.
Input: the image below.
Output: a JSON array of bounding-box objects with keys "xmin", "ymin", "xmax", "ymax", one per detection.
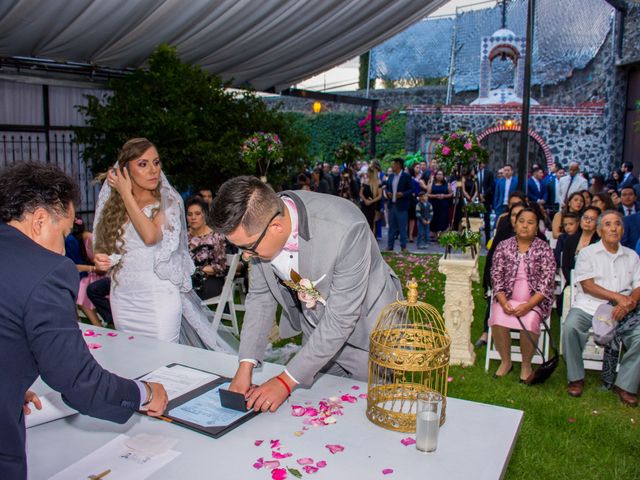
[{"xmin": 232, "ymin": 210, "xmax": 281, "ymax": 256}]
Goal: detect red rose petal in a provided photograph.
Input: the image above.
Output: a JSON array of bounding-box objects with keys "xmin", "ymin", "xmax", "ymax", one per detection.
[
  {"xmin": 382, "ymin": 468, "xmax": 394, "ymax": 475},
  {"xmin": 87, "ymin": 343, "xmax": 102, "ymax": 350},
  {"xmin": 255, "ymin": 440, "xmax": 264, "ymax": 446},
  {"xmin": 83, "ymin": 330, "xmax": 96, "ymax": 337},
  {"xmin": 128, "ymin": 336, "xmax": 134, "ymax": 340},
  {"xmin": 400, "ymin": 437, "xmax": 416, "ymax": 446},
  {"xmin": 351, "ymin": 385, "xmax": 360, "ymax": 390},
  {"xmin": 271, "ymin": 468, "xmax": 287, "ymax": 480},
  {"xmin": 107, "ymin": 332, "xmax": 118, "ymax": 337}
]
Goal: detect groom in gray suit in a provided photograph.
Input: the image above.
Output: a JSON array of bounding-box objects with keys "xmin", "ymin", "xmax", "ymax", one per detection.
[{"xmin": 211, "ymin": 176, "xmax": 402, "ymax": 412}]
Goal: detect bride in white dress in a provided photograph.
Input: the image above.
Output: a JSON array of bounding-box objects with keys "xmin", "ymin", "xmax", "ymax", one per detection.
[{"xmin": 93, "ymin": 138, "xmax": 236, "ymax": 351}]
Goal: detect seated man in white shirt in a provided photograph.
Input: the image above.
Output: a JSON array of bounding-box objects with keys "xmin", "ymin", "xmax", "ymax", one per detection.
[{"xmin": 562, "ymin": 210, "xmax": 640, "ymax": 407}]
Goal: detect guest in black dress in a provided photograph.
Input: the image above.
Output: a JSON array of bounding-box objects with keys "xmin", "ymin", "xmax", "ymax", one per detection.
[
  {"xmin": 360, "ymin": 167, "xmax": 383, "ymax": 232},
  {"xmin": 427, "ymin": 169, "xmax": 453, "ymax": 237}
]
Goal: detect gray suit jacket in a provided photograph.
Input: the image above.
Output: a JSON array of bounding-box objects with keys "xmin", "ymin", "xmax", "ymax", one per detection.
[{"xmin": 239, "ymin": 191, "xmax": 402, "ymax": 385}]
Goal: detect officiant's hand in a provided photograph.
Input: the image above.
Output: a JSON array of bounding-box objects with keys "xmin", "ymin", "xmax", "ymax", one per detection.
[
  {"xmin": 23, "ymin": 390, "xmax": 42, "ymax": 415},
  {"xmin": 229, "ymin": 361, "xmax": 254, "ymax": 395},
  {"xmin": 245, "ymin": 376, "xmax": 291, "ymax": 413}
]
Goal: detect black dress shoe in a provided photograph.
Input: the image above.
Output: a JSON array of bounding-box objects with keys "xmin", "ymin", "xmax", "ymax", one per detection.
[{"xmin": 492, "ymin": 365, "xmax": 513, "ymax": 378}]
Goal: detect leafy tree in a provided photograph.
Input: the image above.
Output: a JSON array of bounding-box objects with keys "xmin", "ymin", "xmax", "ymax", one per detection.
[{"xmin": 75, "ymin": 45, "xmax": 308, "ymax": 190}]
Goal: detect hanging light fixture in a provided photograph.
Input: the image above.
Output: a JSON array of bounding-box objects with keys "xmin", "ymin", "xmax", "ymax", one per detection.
[{"xmin": 312, "ymin": 101, "xmax": 322, "ymax": 114}]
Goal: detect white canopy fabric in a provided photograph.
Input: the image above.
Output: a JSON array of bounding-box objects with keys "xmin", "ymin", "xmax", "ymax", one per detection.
[{"xmin": 0, "ymin": 0, "xmax": 447, "ymax": 91}]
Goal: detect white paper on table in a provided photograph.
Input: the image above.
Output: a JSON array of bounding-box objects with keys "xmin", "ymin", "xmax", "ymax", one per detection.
[
  {"xmin": 49, "ymin": 434, "xmax": 181, "ymax": 480},
  {"xmin": 25, "ymin": 392, "xmax": 78, "ymax": 429},
  {"xmin": 138, "ymin": 364, "xmax": 219, "ymax": 401},
  {"xmin": 168, "ymin": 382, "xmax": 247, "ymax": 427}
]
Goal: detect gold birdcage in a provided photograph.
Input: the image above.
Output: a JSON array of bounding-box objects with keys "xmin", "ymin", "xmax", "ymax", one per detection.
[{"xmin": 366, "ymin": 279, "xmax": 451, "ymax": 432}]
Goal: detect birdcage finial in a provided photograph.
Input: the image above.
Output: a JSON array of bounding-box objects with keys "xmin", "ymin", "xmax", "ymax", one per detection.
[{"xmin": 406, "ymin": 278, "xmax": 419, "ymax": 304}]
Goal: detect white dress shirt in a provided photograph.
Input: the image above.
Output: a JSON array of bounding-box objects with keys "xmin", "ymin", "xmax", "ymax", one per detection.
[
  {"xmin": 503, "ymin": 177, "xmax": 512, "ymax": 205},
  {"xmin": 572, "ymin": 241, "xmax": 640, "ymax": 315},
  {"xmin": 558, "ymin": 174, "xmax": 588, "ymax": 207},
  {"xmin": 240, "ymin": 196, "xmax": 301, "ymax": 384}
]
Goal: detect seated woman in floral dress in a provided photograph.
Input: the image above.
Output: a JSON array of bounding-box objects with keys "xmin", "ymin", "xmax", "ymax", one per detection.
[
  {"xmin": 489, "ymin": 207, "xmax": 556, "ymax": 382},
  {"xmin": 186, "ymin": 196, "xmax": 227, "ymax": 300}
]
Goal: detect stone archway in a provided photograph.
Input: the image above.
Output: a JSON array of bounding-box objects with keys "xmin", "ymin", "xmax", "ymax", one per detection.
[{"xmin": 478, "ymin": 126, "xmax": 553, "ymax": 171}]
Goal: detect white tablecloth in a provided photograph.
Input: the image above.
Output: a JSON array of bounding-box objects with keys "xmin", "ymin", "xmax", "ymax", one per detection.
[{"xmin": 26, "ymin": 325, "xmax": 522, "ymax": 479}]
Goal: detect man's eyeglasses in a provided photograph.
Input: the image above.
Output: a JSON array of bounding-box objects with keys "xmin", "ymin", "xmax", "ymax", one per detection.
[
  {"xmin": 232, "ymin": 210, "xmax": 281, "ymax": 256},
  {"xmin": 582, "ymin": 215, "xmax": 598, "ymax": 223}
]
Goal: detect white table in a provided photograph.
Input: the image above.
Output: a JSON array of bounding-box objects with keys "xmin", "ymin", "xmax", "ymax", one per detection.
[{"xmin": 26, "ymin": 325, "xmax": 522, "ymax": 479}]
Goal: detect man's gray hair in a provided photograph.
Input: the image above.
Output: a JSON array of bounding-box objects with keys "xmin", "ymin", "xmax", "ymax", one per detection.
[{"xmin": 597, "ymin": 209, "xmax": 623, "ymax": 229}]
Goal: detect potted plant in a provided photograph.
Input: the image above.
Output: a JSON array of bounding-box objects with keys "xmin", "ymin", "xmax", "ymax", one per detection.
[
  {"xmin": 438, "ymin": 229, "xmax": 481, "ymax": 259},
  {"xmin": 241, "ymin": 132, "xmax": 283, "ymax": 181},
  {"xmin": 465, "ymin": 202, "xmax": 486, "ymax": 218}
]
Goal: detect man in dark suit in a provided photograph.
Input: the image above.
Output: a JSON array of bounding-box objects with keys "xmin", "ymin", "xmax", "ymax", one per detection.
[
  {"xmin": 622, "ymin": 212, "xmax": 640, "ymax": 250},
  {"xmin": 477, "ymin": 161, "xmax": 494, "ymax": 244},
  {"xmin": 619, "ymin": 161, "xmax": 639, "ymax": 193},
  {"xmin": 0, "ymin": 163, "xmax": 168, "ymax": 480},
  {"xmin": 493, "ymin": 164, "xmax": 518, "ymax": 216},
  {"xmin": 618, "ymin": 186, "xmax": 640, "ymax": 217},
  {"xmin": 385, "ymin": 157, "xmax": 414, "ymax": 252},
  {"xmin": 527, "ymin": 166, "xmax": 548, "ymax": 205}
]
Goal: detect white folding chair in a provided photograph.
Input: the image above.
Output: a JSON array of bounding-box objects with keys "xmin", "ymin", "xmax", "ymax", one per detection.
[
  {"xmin": 484, "ymin": 293, "xmax": 552, "ymax": 372},
  {"xmin": 201, "ymin": 253, "xmax": 241, "ymax": 335}
]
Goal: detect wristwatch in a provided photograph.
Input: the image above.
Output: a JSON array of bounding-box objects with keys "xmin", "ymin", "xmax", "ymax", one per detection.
[{"xmin": 141, "ymin": 381, "xmax": 153, "ymax": 407}]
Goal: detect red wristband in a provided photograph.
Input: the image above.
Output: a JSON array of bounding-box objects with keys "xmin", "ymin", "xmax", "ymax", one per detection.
[{"xmin": 276, "ymin": 375, "xmax": 291, "ymax": 396}]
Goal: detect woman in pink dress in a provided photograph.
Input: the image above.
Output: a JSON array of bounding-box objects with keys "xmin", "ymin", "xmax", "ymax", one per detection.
[{"xmin": 490, "ymin": 207, "xmax": 556, "ymax": 382}]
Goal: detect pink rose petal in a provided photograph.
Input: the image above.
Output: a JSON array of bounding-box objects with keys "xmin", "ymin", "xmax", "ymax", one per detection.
[
  {"xmin": 255, "ymin": 440, "xmax": 264, "ymax": 446},
  {"xmin": 303, "ymin": 465, "xmax": 319, "ymax": 474},
  {"xmin": 447, "ymin": 376, "xmax": 453, "ymax": 382},
  {"xmin": 271, "ymin": 468, "xmax": 287, "ymax": 480},
  {"xmin": 401, "ymin": 437, "xmax": 416, "ymax": 446},
  {"xmin": 270, "ymin": 439, "xmax": 281, "ymax": 449},
  {"xmin": 253, "ymin": 457, "xmax": 264, "ymax": 469},
  {"xmin": 272, "ymin": 451, "xmax": 292, "ymax": 459},
  {"xmin": 263, "ymin": 460, "xmax": 281, "ymax": 469},
  {"xmin": 107, "ymin": 332, "xmax": 118, "ymax": 337},
  {"xmin": 351, "ymin": 385, "xmax": 360, "ymax": 390},
  {"xmin": 83, "ymin": 330, "xmax": 96, "ymax": 337},
  {"xmin": 316, "ymin": 461, "xmax": 327, "ymax": 468},
  {"xmin": 325, "ymin": 444, "xmax": 344, "ymax": 454},
  {"xmin": 291, "ymin": 405, "xmax": 306, "ymax": 417},
  {"xmin": 382, "ymin": 468, "xmax": 394, "ymax": 475},
  {"xmin": 87, "ymin": 343, "xmax": 102, "ymax": 350},
  {"xmin": 297, "ymin": 458, "xmax": 314, "ymax": 465},
  {"xmin": 304, "ymin": 407, "xmax": 319, "ymax": 417},
  {"xmin": 340, "ymin": 394, "xmax": 357, "ymax": 403},
  {"xmin": 358, "ymin": 393, "xmax": 368, "ymax": 399},
  {"xmin": 128, "ymin": 336, "xmax": 134, "ymax": 340}
]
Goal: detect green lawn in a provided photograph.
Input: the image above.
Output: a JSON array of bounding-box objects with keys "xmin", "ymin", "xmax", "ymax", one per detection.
[{"xmin": 383, "ymin": 252, "xmax": 639, "ymax": 480}]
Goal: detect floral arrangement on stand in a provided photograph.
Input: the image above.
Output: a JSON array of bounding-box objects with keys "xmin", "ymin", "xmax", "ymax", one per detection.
[
  {"xmin": 438, "ymin": 229, "xmax": 481, "ymax": 258},
  {"xmin": 334, "ymin": 142, "xmax": 363, "ymax": 169},
  {"xmin": 241, "ymin": 132, "xmax": 283, "ymax": 180},
  {"xmin": 432, "ymin": 130, "xmax": 488, "ymax": 175},
  {"xmin": 465, "ymin": 202, "xmax": 486, "ymax": 218}
]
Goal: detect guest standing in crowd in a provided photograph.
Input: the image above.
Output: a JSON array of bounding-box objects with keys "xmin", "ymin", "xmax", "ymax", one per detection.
[
  {"xmin": 337, "ymin": 168, "xmax": 359, "ymax": 204},
  {"xmin": 462, "ymin": 167, "xmax": 479, "ymax": 204},
  {"xmin": 186, "ymin": 196, "xmax": 227, "ymax": 300},
  {"xmin": 590, "ymin": 175, "xmax": 607, "ymax": 195},
  {"xmin": 552, "ymin": 192, "xmax": 585, "ymax": 239},
  {"xmin": 197, "ymin": 187, "xmax": 214, "ymax": 206},
  {"xmin": 619, "ymin": 161, "xmax": 639, "ymax": 192},
  {"xmin": 415, "ymin": 191, "xmax": 433, "ymax": 249},
  {"xmin": 558, "ymin": 162, "xmax": 589, "ymax": 208},
  {"xmin": 527, "ymin": 166, "xmax": 547, "ymax": 207},
  {"xmin": 562, "ymin": 210, "xmax": 640, "ymax": 407},
  {"xmin": 489, "ymin": 208, "xmax": 556, "ymax": 382},
  {"xmin": 493, "ymin": 164, "xmax": 518, "ymax": 216},
  {"xmin": 407, "ymin": 165, "xmax": 421, "ymax": 243},
  {"xmin": 0, "ymin": 162, "xmax": 168, "ymax": 480},
  {"xmin": 385, "ymin": 158, "xmax": 414, "ymax": 252},
  {"xmin": 427, "ymin": 169, "xmax": 453, "ymax": 239},
  {"xmin": 360, "ymin": 166, "xmax": 382, "ymax": 233},
  {"xmin": 618, "ymin": 186, "xmax": 640, "ymax": 216},
  {"xmin": 311, "ymin": 167, "xmax": 331, "ymax": 194}
]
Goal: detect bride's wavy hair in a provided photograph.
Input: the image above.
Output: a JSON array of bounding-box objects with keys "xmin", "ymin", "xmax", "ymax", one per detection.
[{"xmin": 94, "ymin": 138, "xmax": 160, "ymax": 279}]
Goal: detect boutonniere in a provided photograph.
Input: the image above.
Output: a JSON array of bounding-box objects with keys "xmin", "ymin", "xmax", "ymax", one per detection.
[{"xmin": 283, "ymin": 269, "xmax": 326, "ymax": 309}]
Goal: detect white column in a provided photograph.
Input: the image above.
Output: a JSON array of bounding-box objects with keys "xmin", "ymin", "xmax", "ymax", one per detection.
[{"xmin": 438, "ymin": 254, "xmax": 480, "ymax": 366}]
